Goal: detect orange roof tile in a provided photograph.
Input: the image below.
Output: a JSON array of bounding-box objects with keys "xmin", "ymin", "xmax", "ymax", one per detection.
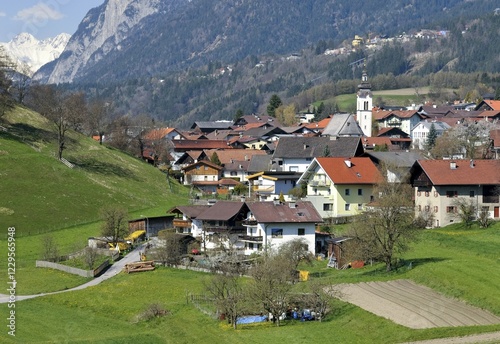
[
  {"xmin": 484, "ymin": 100, "xmax": 500, "ymax": 111},
  {"xmin": 316, "ymin": 157, "xmax": 383, "ymax": 184},
  {"xmin": 144, "ymin": 127, "xmax": 176, "ymax": 140},
  {"xmin": 417, "ymin": 159, "xmax": 500, "ymax": 185},
  {"xmin": 305, "ymin": 116, "xmax": 332, "ymax": 129}
]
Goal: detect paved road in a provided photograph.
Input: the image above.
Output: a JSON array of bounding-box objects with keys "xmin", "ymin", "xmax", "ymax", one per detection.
[{"xmin": 0, "ymin": 243, "xmax": 146, "ymax": 304}]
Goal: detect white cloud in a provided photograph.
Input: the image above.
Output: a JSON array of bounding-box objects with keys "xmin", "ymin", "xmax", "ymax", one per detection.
[
  {"xmin": 0, "ymin": 12, "xmax": 6, "ymax": 17},
  {"xmin": 14, "ymin": 3, "xmax": 64, "ymax": 23}
]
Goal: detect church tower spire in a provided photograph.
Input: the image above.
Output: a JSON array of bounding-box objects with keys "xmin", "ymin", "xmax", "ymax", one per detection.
[{"xmin": 356, "ymin": 62, "xmax": 373, "ymax": 137}]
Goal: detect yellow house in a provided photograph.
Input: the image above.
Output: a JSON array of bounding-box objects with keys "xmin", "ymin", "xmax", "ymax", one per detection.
[{"xmin": 298, "ymin": 157, "xmax": 383, "ymax": 219}]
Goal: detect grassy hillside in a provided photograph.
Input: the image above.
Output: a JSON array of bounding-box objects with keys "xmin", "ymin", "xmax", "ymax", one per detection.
[
  {"xmin": 3, "ymin": 222, "xmax": 500, "ymax": 343},
  {"xmin": 0, "ymin": 106, "xmax": 189, "ymax": 237}
]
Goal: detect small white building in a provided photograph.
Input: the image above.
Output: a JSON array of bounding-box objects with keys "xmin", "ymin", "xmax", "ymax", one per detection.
[{"xmin": 411, "ymin": 120, "xmax": 450, "ymax": 150}]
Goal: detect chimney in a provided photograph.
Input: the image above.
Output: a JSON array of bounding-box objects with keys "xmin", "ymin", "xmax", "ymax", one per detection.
[
  {"xmin": 273, "ymin": 198, "xmax": 280, "ymax": 206},
  {"xmin": 288, "ymin": 200, "xmax": 296, "ymax": 208},
  {"xmin": 344, "ymin": 159, "xmax": 352, "ymax": 168},
  {"xmin": 469, "ymin": 159, "xmax": 474, "ymax": 168},
  {"xmin": 450, "ymin": 161, "xmax": 457, "ymax": 170}
]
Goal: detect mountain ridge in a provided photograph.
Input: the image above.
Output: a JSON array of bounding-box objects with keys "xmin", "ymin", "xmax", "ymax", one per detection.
[{"xmin": 35, "ymin": 0, "xmax": 500, "ymax": 85}]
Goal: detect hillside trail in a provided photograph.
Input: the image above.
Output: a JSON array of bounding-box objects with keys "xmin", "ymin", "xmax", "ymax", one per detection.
[{"xmin": 0, "ymin": 242, "xmax": 146, "ymax": 304}]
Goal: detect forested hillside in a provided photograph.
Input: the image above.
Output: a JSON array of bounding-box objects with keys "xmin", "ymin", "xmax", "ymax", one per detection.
[{"xmin": 64, "ymin": 11, "xmax": 499, "ymax": 128}]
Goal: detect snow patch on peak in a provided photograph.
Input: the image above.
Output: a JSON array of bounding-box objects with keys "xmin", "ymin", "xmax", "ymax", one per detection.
[{"xmin": 0, "ymin": 33, "xmax": 70, "ymax": 76}]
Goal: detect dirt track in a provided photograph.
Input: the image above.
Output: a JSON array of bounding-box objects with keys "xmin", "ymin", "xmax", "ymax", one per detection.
[{"xmin": 331, "ymin": 280, "xmax": 500, "ymax": 330}]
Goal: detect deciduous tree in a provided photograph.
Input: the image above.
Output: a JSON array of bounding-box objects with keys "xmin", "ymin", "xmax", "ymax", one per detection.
[
  {"xmin": 346, "ymin": 181, "xmax": 418, "ymax": 272},
  {"xmin": 100, "ymin": 206, "xmax": 129, "ymax": 248}
]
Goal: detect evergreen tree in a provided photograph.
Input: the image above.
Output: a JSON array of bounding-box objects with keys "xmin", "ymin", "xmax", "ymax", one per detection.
[
  {"xmin": 210, "ymin": 152, "xmax": 221, "ymax": 165},
  {"xmin": 267, "ymin": 94, "xmax": 282, "ymax": 117},
  {"xmin": 425, "ymin": 123, "xmax": 438, "ymax": 150}
]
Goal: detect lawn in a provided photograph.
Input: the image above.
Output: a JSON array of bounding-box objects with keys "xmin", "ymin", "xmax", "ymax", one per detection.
[{"xmin": 3, "ymin": 222, "xmax": 500, "ymax": 343}]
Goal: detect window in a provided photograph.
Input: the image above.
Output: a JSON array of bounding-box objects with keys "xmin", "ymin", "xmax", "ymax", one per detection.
[
  {"xmin": 323, "ymin": 203, "xmax": 333, "ymax": 211},
  {"xmin": 298, "ymin": 228, "xmax": 305, "ymax": 236},
  {"xmin": 230, "ymin": 171, "xmax": 237, "ymax": 176},
  {"xmin": 425, "ymin": 205, "xmax": 430, "ymax": 212},
  {"xmin": 418, "ymin": 205, "xmax": 422, "ymax": 211},
  {"xmin": 434, "ymin": 206, "xmax": 438, "ymax": 213},
  {"xmin": 446, "ymin": 206, "xmax": 457, "ymax": 213},
  {"xmin": 248, "ymin": 242, "xmax": 254, "ymax": 250},
  {"xmin": 446, "ymin": 191, "xmax": 458, "ymax": 198},
  {"xmin": 345, "ymin": 204, "xmax": 350, "ymax": 211},
  {"xmin": 358, "ymin": 189, "xmax": 363, "ymax": 196},
  {"xmin": 470, "ymin": 191, "xmax": 475, "ymax": 197},
  {"xmin": 271, "ymin": 228, "xmax": 283, "ymax": 238},
  {"xmin": 345, "ymin": 189, "xmax": 350, "ymax": 196}
]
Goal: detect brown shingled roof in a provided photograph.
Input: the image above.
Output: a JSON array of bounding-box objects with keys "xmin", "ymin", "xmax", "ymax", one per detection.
[{"xmin": 246, "ymin": 201, "xmax": 323, "ymax": 223}]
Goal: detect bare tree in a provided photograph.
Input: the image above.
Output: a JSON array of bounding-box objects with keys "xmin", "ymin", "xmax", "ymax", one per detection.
[
  {"xmin": 346, "ymin": 181, "xmax": 418, "ymax": 272},
  {"xmin": 154, "ymin": 230, "xmax": 182, "ymax": 266},
  {"xmin": 204, "ymin": 260, "xmax": 247, "ymax": 329},
  {"xmin": 0, "ymin": 47, "xmax": 14, "ymax": 118},
  {"xmin": 27, "ymin": 85, "xmax": 86, "ymax": 159},
  {"xmin": 86, "ymin": 99, "xmax": 111, "ymax": 145},
  {"xmin": 83, "ymin": 246, "xmax": 99, "ymax": 269},
  {"xmin": 100, "ymin": 206, "xmax": 129, "ymax": 248},
  {"xmin": 249, "ymin": 254, "xmax": 292, "ymax": 326},
  {"xmin": 452, "ymin": 198, "xmax": 476, "ymax": 228},
  {"xmin": 41, "ymin": 235, "xmax": 60, "ymax": 262}
]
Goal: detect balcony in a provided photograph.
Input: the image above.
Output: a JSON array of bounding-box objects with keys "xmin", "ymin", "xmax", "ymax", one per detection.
[
  {"xmin": 173, "ymin": 219, "xmax": 191, "ymax": 228},
  {"xmin": 243, "ymin": 217, "xmax": 258, "ymax": 226},
  {"xmin": 238, "ymin": 235, "xmax": 263, "ymax": 243},
  {"xmin": 203, "ymin": 225, "xmax": 246, "ymax": 234}
]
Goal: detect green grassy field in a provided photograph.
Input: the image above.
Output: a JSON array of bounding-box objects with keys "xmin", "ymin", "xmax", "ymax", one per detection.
[
  {"xmin": 317, "ymin": 86, "xmax": 440, "ymax": 113},
  {"xmin": 0, "ymin": 105, "xmax": 190, "ymax": 295},
  {"xmin": 1, "ymin": 222, "xmax": 499, "ymax": 343},
  {"xmin": 0, "ymin": 106, "xmax": 190, "ymax": 237},
  {"xmin": 2, "ymin": 104, "xmax": 500, "ymax": 343}
]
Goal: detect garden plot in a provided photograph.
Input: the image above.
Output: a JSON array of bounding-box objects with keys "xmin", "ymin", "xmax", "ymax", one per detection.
[{"xmin": 331, "ymin": 279, "xmax": 500, "ymax": 329}]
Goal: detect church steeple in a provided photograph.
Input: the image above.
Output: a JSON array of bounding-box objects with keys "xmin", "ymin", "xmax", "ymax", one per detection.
[{"xmin": 356, "ymin": 63, "xmax": 373, "ymax": 137}]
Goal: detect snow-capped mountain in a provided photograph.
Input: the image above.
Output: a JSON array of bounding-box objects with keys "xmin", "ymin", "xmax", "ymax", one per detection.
[
  {"xmin": 36, "ymin": 0, "xmax": 162, "ymax": 84},
  {"xmin": 1, "ymin": 33, "xmax": 70, "ymax": 76}
]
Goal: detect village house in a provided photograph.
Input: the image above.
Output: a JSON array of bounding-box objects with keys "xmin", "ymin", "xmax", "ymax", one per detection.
[
  {"xmin": 373, "ymin": 109, "xmax": 428, "ymax": 136},
  {"xmin": 242, "ymin": 200, "xmax": 323, "ymax": 256},
  {"xmin": 411, "ymin": 120, "xmax": 451, "ymax": 150},
  {"xmin": 410, "ymin": 159, "xmax": 500, "ymax": 227},
  {"xmin": 272, "ymin": 136, "xmax": 364, "ymax": 173},
  {"xmin": 298, "ymin": 157, "xmax": 383, "ymax": 219},
  {"xmin": 246, "ymin": 171, "xmax": 301, "ymax": 201},
  {"xmin": 168, "ymin": 200, "xmax": 323, "ymax": 256}
]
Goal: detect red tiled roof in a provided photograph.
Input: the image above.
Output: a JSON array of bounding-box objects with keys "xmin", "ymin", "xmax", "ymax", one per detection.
[
  {"xmin": 483, "ymin": 100, "xmax": 500, "ymax": 111},
  {"xmin": 492, "ymin": 129, "xmax": 500, "ymax": 148},
  {"xmin": 203, "ymin": 149, "xmax": 267, "ymax": 164},
  {"xmin": 172, "ymin": 140, "xmax": 230, "ymax": 150},
  {"xmin": 304, "ymin": 116, "xmax": 332, "ymax": 130},
  {"xmin": 316, "ymin": 157, "xmax": 384, "ymax": 184},
  {"xmin": 362, "ymin": 137, "xmax": 393, "ymax": 147},
  {"xmin": 144, "ymin": 128, "xmax": 177, "ymax": 140},
  {"xmin": 417, "ymin": 159, "xmax": 500, "ymax": 185}
]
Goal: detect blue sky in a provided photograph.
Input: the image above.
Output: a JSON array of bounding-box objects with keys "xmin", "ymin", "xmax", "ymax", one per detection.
[{"xmin": 0, "ymin": 0, "xmax": 105, "ymax": 42}]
